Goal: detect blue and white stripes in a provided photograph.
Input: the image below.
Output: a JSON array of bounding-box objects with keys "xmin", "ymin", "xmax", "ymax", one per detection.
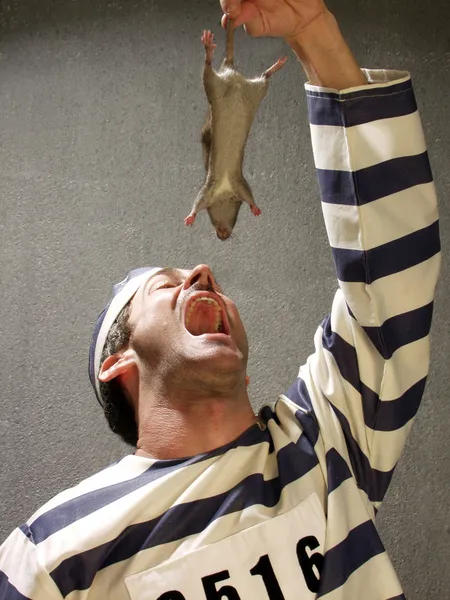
[
  {"xmin": 303, "ymin": 69, "xmax": 440, "ymax": 502},
  {"xmin": 0, "ymin": 70, "xmax": 440, "ymax": 600}
]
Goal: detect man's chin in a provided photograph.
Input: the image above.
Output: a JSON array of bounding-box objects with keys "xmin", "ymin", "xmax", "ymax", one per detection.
[{"xmin": 184, "ymin": 333, "xmax": 246, "ymax": 367}]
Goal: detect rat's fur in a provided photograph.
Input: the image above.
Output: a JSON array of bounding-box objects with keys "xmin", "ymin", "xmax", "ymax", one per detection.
[{"xmin": 186, "ymin": 21, "xmax": 285, "ymax": 240}]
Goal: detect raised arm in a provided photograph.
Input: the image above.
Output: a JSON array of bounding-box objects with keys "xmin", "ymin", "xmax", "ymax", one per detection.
[
  {"xmin": 222, "ymin": 0, "xmax": 441, "ymax": 508},
  {"xmin": 289, "ymin": 12, "xmax": 440, "ymax": 511}
]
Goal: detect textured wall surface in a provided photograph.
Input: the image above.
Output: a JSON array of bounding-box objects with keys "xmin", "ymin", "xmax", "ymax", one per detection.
[{"xmin": 0, "ymin": 0, "xmax": 449, "ymax": 597}]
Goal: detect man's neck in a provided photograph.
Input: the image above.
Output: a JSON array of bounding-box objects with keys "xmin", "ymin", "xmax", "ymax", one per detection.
[{"xmin": 134, "ymin": 384, "xmax": 257, "ymax": 460}]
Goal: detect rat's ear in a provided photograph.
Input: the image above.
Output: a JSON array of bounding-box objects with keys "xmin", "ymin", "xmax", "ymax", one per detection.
[{"xmin": 98, "ymin": 350, "xmax": 135, "ymax": 383}]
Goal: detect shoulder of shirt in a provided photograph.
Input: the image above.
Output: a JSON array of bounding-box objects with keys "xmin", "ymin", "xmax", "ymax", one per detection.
[
  {"xmin": 25, "ymin": 454, "xmax": 138, "ymax": 525},
  {"xmin": 25, "ymin": 398, "xmax": 304, "ymax": 527}
]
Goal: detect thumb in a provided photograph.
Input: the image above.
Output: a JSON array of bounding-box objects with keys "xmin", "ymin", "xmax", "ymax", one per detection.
[
  {"xmin": 220, "ymin": 0, "xmax": 241, "ymax": 19},
  {"xmin": 220, "ymin": 1, "xmax": 266, "ymax": 36}
]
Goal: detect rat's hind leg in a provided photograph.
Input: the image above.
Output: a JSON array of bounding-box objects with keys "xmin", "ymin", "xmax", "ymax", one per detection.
[
  {"xmin": 184, "ymin": 183, "xmax": 214, "ymax": 226},
  {"xmin": 262, "ymin": 56, "xmax": 288, "ymax": 79},
  {"xmin": 202, "ymin": 30, "xmax": 217, "ymax": 66},
  {"xmin": 201, "ymin": 31, "xmax": 223, "ymax": 105},
  {"xmin": 239, "ymin": 178, "xmax": 262, "ymax": 217}
]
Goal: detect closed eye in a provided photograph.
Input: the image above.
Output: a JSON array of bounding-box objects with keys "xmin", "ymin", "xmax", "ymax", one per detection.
[
  {"xmin": 155, "ymin": 283, "xmax": 177, "ymax": 291},
  {"xmin": 153, "ymin": 280, "xmax": 223, "ymax": 294}
]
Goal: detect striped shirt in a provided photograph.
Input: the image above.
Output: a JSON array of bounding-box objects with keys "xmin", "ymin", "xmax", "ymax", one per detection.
[{"xmin": 0, "ymin": 69, "xmax": 441, "ymax": 600}]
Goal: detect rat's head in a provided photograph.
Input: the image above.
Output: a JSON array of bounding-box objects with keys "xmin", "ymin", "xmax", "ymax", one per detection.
[{"xmin": 207, "ymin": 201, "xmax": 242, "ymax": 240}]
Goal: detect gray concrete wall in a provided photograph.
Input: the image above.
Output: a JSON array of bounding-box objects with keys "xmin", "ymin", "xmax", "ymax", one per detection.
[{"xmin": 0, "ymin": 0, "xmax": 448, "ymax": 597}]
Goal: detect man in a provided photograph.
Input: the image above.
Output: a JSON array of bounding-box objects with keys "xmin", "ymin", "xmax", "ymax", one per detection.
[{"xmin": 0, "ymin": 0, "xmax": 441, "ymax": 598}]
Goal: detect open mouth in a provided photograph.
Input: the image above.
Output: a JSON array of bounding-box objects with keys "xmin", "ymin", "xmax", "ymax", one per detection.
[{"xmin": 184, "ymin": 293, "xmax": 229, "ymax": 336}]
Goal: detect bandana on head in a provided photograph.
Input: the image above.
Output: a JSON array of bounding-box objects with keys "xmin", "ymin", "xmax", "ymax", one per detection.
[{"xmin": 88, "ymin": 267, "xmax": 162, "ymax": 406}]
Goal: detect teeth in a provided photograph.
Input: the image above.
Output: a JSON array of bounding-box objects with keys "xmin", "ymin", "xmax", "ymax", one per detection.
[{"xmin": 185, "ymin": 296, "xmax": 224, "ymax": 331}]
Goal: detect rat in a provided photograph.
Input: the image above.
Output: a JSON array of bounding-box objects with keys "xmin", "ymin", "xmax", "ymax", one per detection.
[{"xmin": 184, "ymin": 18, "xmax": 287, "ymax": 240}]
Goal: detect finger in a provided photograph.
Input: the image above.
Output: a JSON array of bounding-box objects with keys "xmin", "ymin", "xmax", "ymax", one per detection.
[
  {"xmin": 221, "ymin": 3, "xmax": 264, "ymax": 34},
  {"xmin": 220, "ymin": 13, "xmax": 239, "ymax": 30},
  {"xmin": 234, "ymin": 2, "xmax": 264, "ymax": 34},
  {"xmin": 220, "ymin": 0, "xmax": 242, "ymax": 19}
]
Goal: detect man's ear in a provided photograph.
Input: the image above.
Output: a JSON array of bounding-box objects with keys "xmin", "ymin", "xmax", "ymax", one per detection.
[{"xmin": 98, "ymin": 349, "xmax": 136, "ymax": 383}]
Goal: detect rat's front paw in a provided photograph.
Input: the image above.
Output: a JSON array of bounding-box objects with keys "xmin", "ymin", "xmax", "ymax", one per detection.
[
  {"xmin": 184, "ymin": 214, "xmax": 196, "ymax": 226},
  {"xmin": 250, "ymin": 205, "xmax": 262, "ymax": 217}
]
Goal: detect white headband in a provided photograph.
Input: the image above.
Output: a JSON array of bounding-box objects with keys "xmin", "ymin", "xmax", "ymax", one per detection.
[{"xmin": 92, "ymin": 267, "xmax": 162, "ymax": 400}]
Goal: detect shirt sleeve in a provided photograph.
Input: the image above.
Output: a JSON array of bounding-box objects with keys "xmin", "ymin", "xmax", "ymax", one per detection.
[
  {"xmin": 0, "ymin": 526, "xmax": 63, "ymax": 600},
  {"xmin": 285, "ymin": 69, "xmax": 441, "ymax": 510}
]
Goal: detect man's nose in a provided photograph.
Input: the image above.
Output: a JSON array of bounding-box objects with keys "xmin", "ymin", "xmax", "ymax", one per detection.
[{"xmin": 183, "ymin": 264, "xmax": 216, "ymax": 290}]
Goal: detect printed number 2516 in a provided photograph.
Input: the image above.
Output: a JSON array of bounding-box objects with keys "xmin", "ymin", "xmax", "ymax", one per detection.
[{"xmin": 157, "ymin": 535, "xmax": 324, "ymax": 600}]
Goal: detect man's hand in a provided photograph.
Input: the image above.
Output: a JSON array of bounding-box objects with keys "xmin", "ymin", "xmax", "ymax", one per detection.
[
  {"xmin": 220, "ymin": 0, "xmax": 367, "ymax": 89},
  {"xmin": 220, "ymin": 0, "xmax": 327, "ymax": 41}
]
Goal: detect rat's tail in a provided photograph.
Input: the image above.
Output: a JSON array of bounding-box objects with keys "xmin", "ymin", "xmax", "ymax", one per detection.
[{"xmin": 223, "ymin": 17, "xmax": 235, "ymax": 67}]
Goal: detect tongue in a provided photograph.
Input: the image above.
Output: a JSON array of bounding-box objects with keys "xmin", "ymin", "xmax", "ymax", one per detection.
[{"xmin": 185, "ymin": 303, "xmax": 219, "ymax": 336}]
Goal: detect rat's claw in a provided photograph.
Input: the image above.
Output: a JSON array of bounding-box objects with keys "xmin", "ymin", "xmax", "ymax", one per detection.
[
  {"xmin": 251, "ymin": 205, "xmax": 262, "ymax": 217},
  {"xmin": 184, "ymin": 214, "xmax": 196, "ymax": 226}
]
